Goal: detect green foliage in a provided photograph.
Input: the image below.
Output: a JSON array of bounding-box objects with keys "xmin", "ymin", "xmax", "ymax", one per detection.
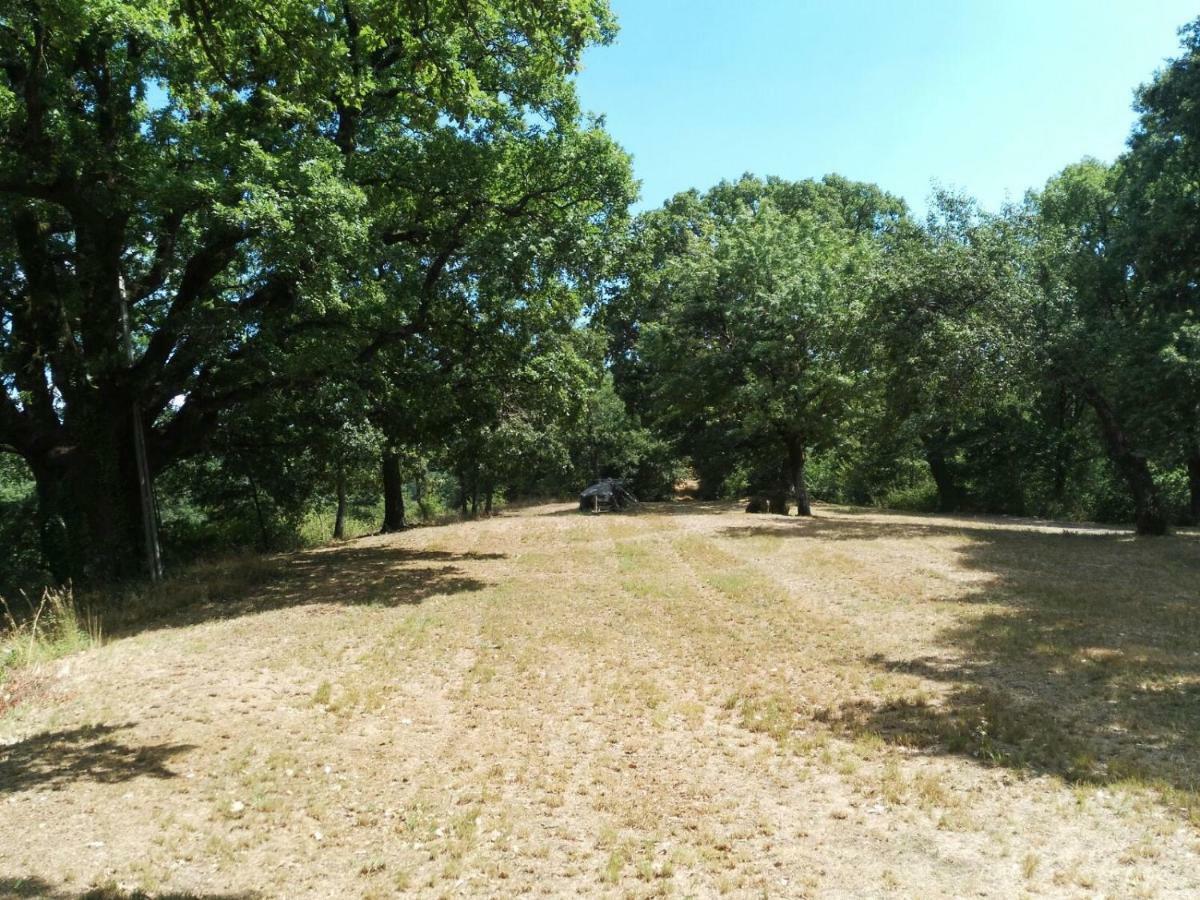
[
  {"xmin": 3, "ymin": 6, "xmax": 1200, "ymax": 593},
  {"xmin": 621, "ymin": 175, "xmax": 904, "ymax": 507},
  {"xmin": 0, "ymin": 0, "xmax": 633, "ymax": 580},
  {"xmin": 569, "ymin": 372, "xmax": 686, "ymax": 499},
  {"xmin": 1118, "ymin": 18, "xmax": 1200, "ymax": 522},
  {"xmin": 0, "ymin": 456, "xmax": 47, "ymax": 598},
  {"xmin": 613, "ymin": 116, "xmax": 1197, "ymax": 528}
]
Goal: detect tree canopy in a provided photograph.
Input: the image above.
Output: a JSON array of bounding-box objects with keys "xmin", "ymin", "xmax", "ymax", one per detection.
[
  {"xmin": 1, "ymin": 0, "xmax": 631, "ymax": 581},
  {"xmin": 3, "ymin": 5, "xmax": 1200, "ymax": 593}
]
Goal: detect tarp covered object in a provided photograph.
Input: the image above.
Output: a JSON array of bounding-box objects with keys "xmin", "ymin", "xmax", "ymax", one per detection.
[{"xmin": 579, "ymin": 478, "xmax": 638, "ymax": 511}]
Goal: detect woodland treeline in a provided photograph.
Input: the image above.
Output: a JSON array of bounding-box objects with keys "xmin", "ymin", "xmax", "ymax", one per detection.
[{"xmin": 1, "ymin": 3, "xmax": 1199, "ymax": 593}]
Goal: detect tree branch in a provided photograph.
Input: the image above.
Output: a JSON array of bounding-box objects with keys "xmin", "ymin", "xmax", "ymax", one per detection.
[{"xmin": 131, "ymin": 227, "xmax": 245, "ymax": 387}]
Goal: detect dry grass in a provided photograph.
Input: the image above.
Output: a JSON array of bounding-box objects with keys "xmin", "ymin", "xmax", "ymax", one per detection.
[
  {"xmin": 0, "ymin": 502, "xmax": 1198, "ymax": 898},
  {"xmin": 1, "ymin": 586, "xmax": 99, "ymax": 718}
]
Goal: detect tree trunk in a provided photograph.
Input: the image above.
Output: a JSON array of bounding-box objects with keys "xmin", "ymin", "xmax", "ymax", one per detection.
[
  {"xmin": 767, "ymin": 491, "xmax": 789, "ymax": 515},
  {"xmin": 333, "ymin": 467, "xmax": 347, "ymax": 540},
  {"xmin": 1083, "ymin": 384, "xmax": 1168, "ymax": 535},
  {"xmin": 924, "ymin": 445, "xmax": 962, "ymax": 513},
  {"xmin": 28, "ymin": 407, "xmax": 152, "ymax": 584},
  {"xmin": 247, "ymin": 472, "xmax": 271, "ymax": 551},
  {"xmin": 484, "ymin": 481, "xmax": 494, "ymax": 517},
  {"xmin": 381, "ymin": 451, "xmax": 407, "ymax": 532},
  {"xmin": 1049, "ymin": 389, "xmax": 1073, "ymax": 507},
  {"xmin": 414, "ymin": 475, "xmax": 432, "ymax": 522},
  {"xmin": 30, "ymin": 458, "xmax": 74, "ymax": 585},
  {"xmin": 786, "ymin": 435, "xmax": 811, "ymax": 517},
  {"xmin": 1187, "ymin": 448, "xmax": 1200, "ymax": 527},
  {"xmin": 1051, "ymin": 449, "xmax": 1069, "ymax": 508},
  {"xmin": 470, "ymin": 464, "xmax": 480, "ymax": 518}
]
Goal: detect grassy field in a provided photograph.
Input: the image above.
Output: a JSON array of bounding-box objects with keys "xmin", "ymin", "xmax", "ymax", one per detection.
[{"xmin": 1, "ymin": 501, "xmax": 1198, "ymax": 898}]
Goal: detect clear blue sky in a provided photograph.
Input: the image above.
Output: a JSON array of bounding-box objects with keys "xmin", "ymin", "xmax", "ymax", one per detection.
[{"xmin": 575, "ymin": 1, "xmax": 1199, "ymax": 215}]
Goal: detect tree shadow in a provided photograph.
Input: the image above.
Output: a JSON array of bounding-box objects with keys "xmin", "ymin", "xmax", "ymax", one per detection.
[
  {"xmin": 253, "ymin": 545, "xmax": 497, "ymax": 613},
  {"xmin": 717, "ymin": 510, "xmax": 1200, "ymax": 804},
  {"xmin": 0, "ymin": 723, "xmax": 193, "ymax": 794},
  {"xmin": 721, "ymin": 519, "xmax": 961, "ymax": 543},
  {"xmin": 111, "ymin": 544, "xmax": 498, "ymax": 636},
  {"xmin": 541, "ymin": 500, "xmax": 738, "ymax": 518},
  {"xmin": 633, "ymin": 500, "xmax": 741, "ymax": 517},
  {"xmin": 0, "ymin": 877, "xmax": 258, "ymax": 898},
  {"xmin": 719, "ymin": 511, "xmax": 1143, "ymax": 544}
]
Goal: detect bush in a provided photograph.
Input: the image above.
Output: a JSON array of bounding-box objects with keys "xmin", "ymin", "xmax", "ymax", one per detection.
[{"xmin": 0, "ymin": 457, "xmax": 50, "ymax": 598}]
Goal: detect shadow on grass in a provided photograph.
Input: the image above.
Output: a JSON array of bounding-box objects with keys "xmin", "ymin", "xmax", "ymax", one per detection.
[
  {"xmin": 0, "ymin": 723, "xmax": 193, "ymax": 794},
  {"xmin": 718, "ymin": 511, "xmax": 1200, "ymax": 808},
  {"xmin": 253, "ymin": 545, "xmax": 496, "ymax": 614},
  {"xmin": 104, "ymin": 544, "xmax": 498, "ymax": 636},
  {"xmin": 543, "ymin": 500, "xmax": 739, "ymax": 518},
  {"xmin": 719, "ymin": 512, "xmax": 1140, "ymax": 544},
  {"xmin": 0, "ymin": 877, "xmax": 258, "ymax": 898}
]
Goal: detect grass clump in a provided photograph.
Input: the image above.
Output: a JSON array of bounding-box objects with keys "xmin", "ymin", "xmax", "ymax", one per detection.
[
  {"xmin": 601, "ymin": 847, "xmax": 627, "ymax": 884},
  {"xmin": 736, "ymin": 691, "xmax": 800, "ymax": 743},
  {"xmin": 1, "ymin": 586, "xmax": 98, "ymax": 704}
]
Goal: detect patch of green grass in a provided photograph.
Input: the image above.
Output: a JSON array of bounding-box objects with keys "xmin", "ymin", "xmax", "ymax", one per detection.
[
  {"xmin": 1, "ymin": 586, "xmax": 99, "ymax": 712},
  {"xmin": 312, "ymin": 680, "xmax": 333, "ymax": 706},
  {"xmin": 736, "ymin": 691, "xmax": 798, "ymax": 742},
  {"xmin": 601, "ymin": 847, "xmax": 627, "ymax": 884},
  {"xmin": 312, "ymin": 677, "xmax": 390, "ymax": 717}
]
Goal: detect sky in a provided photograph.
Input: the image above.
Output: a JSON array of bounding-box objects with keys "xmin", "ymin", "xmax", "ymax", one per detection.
[{"xmin": 575, "ymin": 1, "xmax": 1199, "ymax": 216}]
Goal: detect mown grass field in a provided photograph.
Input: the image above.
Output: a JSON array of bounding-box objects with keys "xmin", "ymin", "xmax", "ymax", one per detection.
[{"xmin": 1, "ymin": 501, "xmax": 1198, "ymax": 898}]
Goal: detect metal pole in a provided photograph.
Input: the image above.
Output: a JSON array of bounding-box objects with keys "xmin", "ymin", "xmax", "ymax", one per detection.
[{"xmin": 119, "ymin": 278, "xmax": 164, "ymax": 581}]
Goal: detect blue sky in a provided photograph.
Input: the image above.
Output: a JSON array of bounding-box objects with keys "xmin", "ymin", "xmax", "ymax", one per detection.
[{"xmin": 575, "ymin": 1, "xmax": 1198, "ymax": 215}]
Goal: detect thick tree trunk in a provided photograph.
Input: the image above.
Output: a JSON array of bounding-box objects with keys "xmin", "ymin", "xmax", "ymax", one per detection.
[
  {"xmin": 333, "ymin": 468, "xmax": 347, "ymax": 540},
  {"xmin": 381, "ymin": 452, "xmax": 407, "ymax": 532},
  {"xmin": 924, "ymin": 446, "xmax": 962, "ymax": 513},
  {"xmin": 786, "ymin": 435, "xmax": 811, "ymax": 517},
  {"xmin": 1082, "ymin": 385, "xmax": 1168, "ymax": 536},
  {"xmin": 30, "ymin": 458, "xmax": 74, "ymax": 584},
  {"xmin": 484, "ymin": 482, "xmax": 494, "ymax": 517},
  {"xmin": 1187, "ymin": 448, "xmax": 1200, "ymax": 527},
  {"xmin": 28, "ymin": 408, "xmax": 150, "ymax": 584}
]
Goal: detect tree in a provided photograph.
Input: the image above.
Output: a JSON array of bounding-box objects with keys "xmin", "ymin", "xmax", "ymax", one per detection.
[
  {"xmin": 1029, "ymin": 161, "xmax": 1170, "ymax": 535},
  {"xmin": 867, "ymin": 191, "xmax": 1039, "ymax": 513},
  {"xmin": 0, "ymin": 0, "xmax": 629, "ymax": 580},
  {"xmin": 1119, "ymin": 17, "xmax": 1200, "ymax": 522},
  {"xmin": 629, "ymin": 176, "xmax": 898, "ymax": 514}
]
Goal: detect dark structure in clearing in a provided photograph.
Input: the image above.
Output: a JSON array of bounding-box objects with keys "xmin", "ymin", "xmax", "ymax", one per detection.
[{"xmin": 579, "ymin": 479, "xmax": 638, "ymax": 512}]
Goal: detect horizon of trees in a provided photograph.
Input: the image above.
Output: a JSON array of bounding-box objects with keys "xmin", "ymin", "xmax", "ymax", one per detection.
[{"xmin": 2, "ymin": 3, "xmax": 1199, "ymax": 594}]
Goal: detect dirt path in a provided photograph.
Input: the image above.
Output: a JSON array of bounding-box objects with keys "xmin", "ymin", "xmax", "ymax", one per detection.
[{"xmin": 2, "ymin": 503, "xmax": 1198, "ymax": 898}]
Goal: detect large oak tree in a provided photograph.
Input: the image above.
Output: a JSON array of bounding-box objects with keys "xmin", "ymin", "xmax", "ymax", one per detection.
[{"xmin": 0, "ymin": 0, "xmax": 631, "ymax": 580}]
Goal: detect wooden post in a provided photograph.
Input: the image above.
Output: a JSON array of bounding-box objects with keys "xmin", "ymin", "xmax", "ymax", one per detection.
[{"xmin": 120, "ymin": 278, "xmax": 163, "ymax": 581}]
